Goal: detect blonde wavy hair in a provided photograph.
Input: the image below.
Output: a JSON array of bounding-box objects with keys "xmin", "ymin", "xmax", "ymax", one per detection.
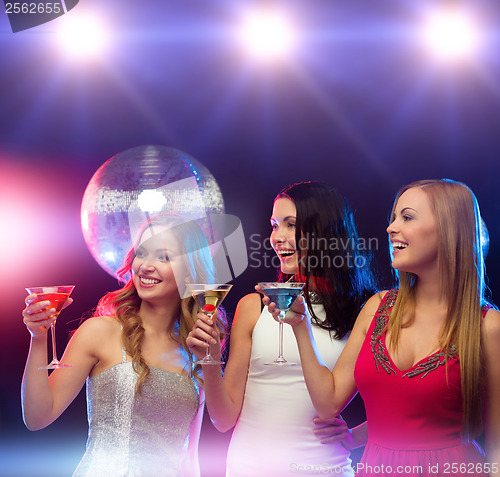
[
  {"xmin": 386, "ymin": 179, "xmax": 488, "ymax": 441},
  {"xmin": 93, "ymin": 215, "xmax": 226, "ymax": 396}
]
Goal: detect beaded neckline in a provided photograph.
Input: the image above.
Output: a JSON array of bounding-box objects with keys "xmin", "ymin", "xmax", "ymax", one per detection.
[{"xmin": 371, "ymin": 290, "xmax": 457, "ymax": 379}]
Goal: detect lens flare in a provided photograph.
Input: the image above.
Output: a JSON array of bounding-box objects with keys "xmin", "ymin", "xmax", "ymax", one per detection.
[
  {"xmin": 421, "ymin": 10, "xmax": 479, "ymax": 61},
  {"xmin": 56, "ymin": 13, "xmax": 109, "ymax": 58},
  {"xmin": 240, "ymin": 10, "xmax": 295, "ymax": 60}
]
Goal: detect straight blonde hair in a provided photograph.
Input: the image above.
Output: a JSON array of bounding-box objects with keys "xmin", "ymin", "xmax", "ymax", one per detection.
[{"xmin": 387, "ymin": 179, "xmax": 485, "ymax": 441}]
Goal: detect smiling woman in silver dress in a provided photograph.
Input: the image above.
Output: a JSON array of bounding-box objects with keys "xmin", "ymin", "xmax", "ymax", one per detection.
[{"xmin": 21, "ymin": 215, "xmax": 224, "ymax": 476}]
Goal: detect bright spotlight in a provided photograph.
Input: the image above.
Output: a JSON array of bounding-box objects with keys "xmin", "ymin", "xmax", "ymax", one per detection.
[
  {"xmin": 421, "ymin": 10, "xmax": 479, "ymax": 61},
  {"xmin": 56, "ymin": 14, "xmax": 108, "ymax": 59},
  {"xmin": 240, "ymin": 10, "xmax": 295, "ymax": 60}
]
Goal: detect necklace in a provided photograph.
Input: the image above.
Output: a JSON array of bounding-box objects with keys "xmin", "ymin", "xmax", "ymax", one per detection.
[{"xmin": 306, "ymin": 289, "xmax": 322, "ymax": 305}]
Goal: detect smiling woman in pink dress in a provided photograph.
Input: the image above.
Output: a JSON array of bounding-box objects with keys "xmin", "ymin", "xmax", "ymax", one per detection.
[{"xmin": 271, "ymin": 179, "xmax": 500, "ymax": 477}]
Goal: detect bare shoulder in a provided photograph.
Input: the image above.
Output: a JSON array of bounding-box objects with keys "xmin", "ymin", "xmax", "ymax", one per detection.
[
  {"xmin": 236, "ymin": 292, "xmax": 262, "ymax": 312},
  {"xmin": 482, "ymin": 309, "xmax": 500, "ymax": 374},
  {"xmin": 363, "ymin": 290, "xmax": 388, "ymax": 311},
  {"xmin": 72, "ymin": 316, "xmax": 120, "ymax": 350},
  {"xmin": 232, "ymin": 293, "xmax": 262, "ymax": 333},
  {"xmin": 482, "ymin": 307, "xmax": 500, "ymax": 338},
  {"xmin": 69, "ymin": 316, "xmax": 123, "ymax": 373},
  {"xmin": 350, "ymin": 290, "xmax": 387, "ymax": 337},
  {"xmin": 76, "ymin": 315, "xmax": 120, "ymax": 336},
  {"xmin": 358, "ymin": 291, "xmax": 387, "ymax": 321}
]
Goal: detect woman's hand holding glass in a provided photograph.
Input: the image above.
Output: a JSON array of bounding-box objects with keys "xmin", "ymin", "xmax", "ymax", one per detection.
[
  {"xmin": 187, "ymin": 312, "xmax": 222, "ymax": 362},
  {"xmin": 256, "ymin": 284, "xmax": 309, "ymax": 328},
  {"xmin": 23, "ymin": 294, "xmax": 74, "ymax": 338}
]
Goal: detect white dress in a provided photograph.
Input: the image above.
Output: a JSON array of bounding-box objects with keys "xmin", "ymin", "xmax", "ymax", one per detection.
[{"xmin": 226, "ymin": 303, "xmax": 354, "ymax": 476}]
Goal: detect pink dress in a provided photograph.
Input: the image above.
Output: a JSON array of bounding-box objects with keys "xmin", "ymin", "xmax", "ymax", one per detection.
[{"xmin": 354, "ymin": 289, "xmax": 489, "ymax": 477}]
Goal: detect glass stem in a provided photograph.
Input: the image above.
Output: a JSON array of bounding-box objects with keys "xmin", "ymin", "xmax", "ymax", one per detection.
[
  {"xmin": 278, "ymin": 313, "xmax": 285, "ymax": 360},
  {"xmin": 50, "ymin": 322, "xmax": 58, "ymax": 363},
  {"xmin": 205, "ymin": 313, "xmax": 214, "ymax": 359}
]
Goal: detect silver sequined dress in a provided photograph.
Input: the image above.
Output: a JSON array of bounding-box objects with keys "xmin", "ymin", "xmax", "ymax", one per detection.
[{"xmin": 73, "ymin": 349, "xmax": 200, "ymax": 477}]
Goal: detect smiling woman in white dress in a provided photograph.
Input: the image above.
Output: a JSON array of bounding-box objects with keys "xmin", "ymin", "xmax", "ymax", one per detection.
[
  {"xmin": 188, "ymin": 181, "xmax": 375, "ymax": 476},
  {"xmin": 21, "ymin": 215, "xmax": 225, "ymax": 476}
]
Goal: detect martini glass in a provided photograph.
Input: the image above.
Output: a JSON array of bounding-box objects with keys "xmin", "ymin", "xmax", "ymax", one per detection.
[
  {"xmin": 25, "ymin": 285, "xmax": 75, "ymax": 370},
  {"xmin": 187, "ymin": 283, "xmax": 232, "ymax": 365},
  {"xmin": 258, "ymin": 282, "xmax": 305, "ymax": 366}
]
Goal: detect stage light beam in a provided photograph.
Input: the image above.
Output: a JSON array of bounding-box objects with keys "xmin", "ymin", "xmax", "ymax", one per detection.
[
  {"xmin": 240, "ymin": 11, "xmax": 295, "ymax": 60},
  {"xmin": 56, "ymin": 14, "xmax": 109, "ymax": 59},
  {"xmin": 421, "ymin": 11, "xmax": 479, "ymax": 61}
]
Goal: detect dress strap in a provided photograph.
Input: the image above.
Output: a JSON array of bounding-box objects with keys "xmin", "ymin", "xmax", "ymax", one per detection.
[{"xmin": 374, "ymin": 289, "xmax": 398, "ymax": 323}]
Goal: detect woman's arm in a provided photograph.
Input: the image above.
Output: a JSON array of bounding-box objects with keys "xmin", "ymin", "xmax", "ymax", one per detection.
[
  {"xmin": 482, "ymin": 308, "xmax": 500, "ymax": 476},
  {"xmin": 21, "ymin": 296, "xmax": 101, "ymax": 430},
  {"xmin": 187, "ymin": 293, "xmax": 260, "ymax": 432},
  {"xmin": 265, "ymin": 292, "xmax": 383, "ymax": 419}
]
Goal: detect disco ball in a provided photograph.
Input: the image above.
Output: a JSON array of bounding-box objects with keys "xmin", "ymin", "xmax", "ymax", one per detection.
[{"xmin": 81, "ymin": 145, "xmax": 225, "ymax": 277}]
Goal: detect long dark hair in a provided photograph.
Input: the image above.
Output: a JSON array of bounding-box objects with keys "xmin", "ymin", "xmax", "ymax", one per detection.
[{"xmin": 277, "ymin": 181, "xmax": 376, "ymax": 339}]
